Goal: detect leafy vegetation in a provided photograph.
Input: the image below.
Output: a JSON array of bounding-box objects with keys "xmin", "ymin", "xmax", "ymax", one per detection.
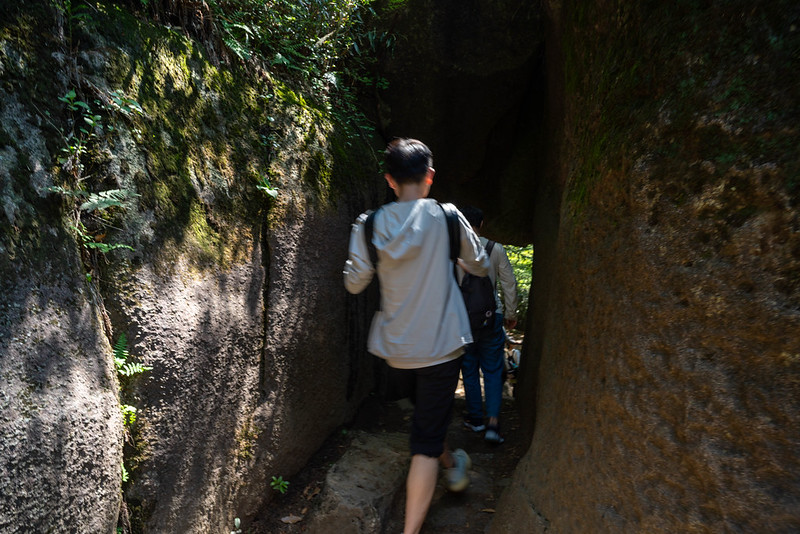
[
  {"xmin": 45, "ymin": 87, "xmax": 143, "ymax": 257},
  {"xmin": 204, "ymin": 0, "xmax": 390, "ymax": 84},
  {"xmin": 505, "ymin": 244, "xmax": 533, "ymax": 326},
  {"xmin": 114, "ymin": 333, "xmax": 151, "ymax": 482},
  {"xmin": 49, "ymin": 0, "xmax": 95, "ymax": 49},
  {"xmin": 256, "ymin": 176, "xmax": 279, "ymax": 198},
  {"xmin": 196, "ymin": 0, "xmax": 394, "ymax": 150},
  {"xmin": 118, "ymin": 0, "xmax": 394, "ymax": 143},
  {"xmin": 48, "ymin": 184, "xmax": 138, "ymax": 255},
  {"xmin": 117, "ymin": 0, "xmax": 393, "ymax": 86}
]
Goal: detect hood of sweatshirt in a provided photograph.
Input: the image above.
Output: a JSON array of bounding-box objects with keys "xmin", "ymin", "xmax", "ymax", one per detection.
[{"xmin": 371, "ymin": 199, "xmax": 433, "ymax": 263}]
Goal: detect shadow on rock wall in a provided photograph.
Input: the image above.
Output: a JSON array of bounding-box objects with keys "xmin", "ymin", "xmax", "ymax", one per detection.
[{"xmin": 0, "ymin": 1, "xmax": 382, "ymax": 532}]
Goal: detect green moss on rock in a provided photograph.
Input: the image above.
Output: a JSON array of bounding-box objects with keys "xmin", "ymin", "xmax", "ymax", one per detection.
[{"xmin": 562, "ymin": 0, "xmax": 800, "ymax": 217}]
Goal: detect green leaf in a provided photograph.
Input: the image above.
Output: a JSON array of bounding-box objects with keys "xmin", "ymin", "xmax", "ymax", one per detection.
[
  {"xmin": 256, "ymin": 185, "xmax": 278, "ymax": 198},
  {"xmin": 257, "ymin": 176, "xmax": 279, "ymax": 198},
  {"xmin": 59, "ymin": 89, "xmax": 76, "ymax": 103},
  {"xmin": 273, "ymin": 53, "xmax": 290, "ymax": 66},
  {"xmin": 83, "ymin": 242, "xmax": 135, "ymax": 254},
  {"xmin": 79, "ymin": 189, "xmax": 138, "ymax": 212}
]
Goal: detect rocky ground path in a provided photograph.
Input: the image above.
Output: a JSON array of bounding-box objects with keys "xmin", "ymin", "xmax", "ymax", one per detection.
[{"xmin": 252, "ymin": 379, "xmax": 527, "ymax": 534}]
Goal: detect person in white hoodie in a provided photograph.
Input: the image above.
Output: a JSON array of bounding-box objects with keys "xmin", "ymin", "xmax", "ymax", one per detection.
[{"xmin": 344, "ymin": 138, "xmax": 489, "ymax": 534}]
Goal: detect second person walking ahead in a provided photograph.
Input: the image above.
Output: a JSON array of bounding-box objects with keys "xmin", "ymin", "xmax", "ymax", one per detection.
[{"xmin": 457, "ymin": 206, "xmax": 519, "ymax": 444}]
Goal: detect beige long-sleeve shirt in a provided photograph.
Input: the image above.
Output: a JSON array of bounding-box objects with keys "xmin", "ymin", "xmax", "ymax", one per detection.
[
  {"xmin": 344, "ymin": 199, "xmax": 489, "ymax": 369},
  {"xmin": 462, "ymin": 237, "xmax": 519, "ymax": 320}
]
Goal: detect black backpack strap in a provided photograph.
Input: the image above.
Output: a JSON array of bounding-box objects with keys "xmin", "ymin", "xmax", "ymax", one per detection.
[
  {"xmin": 438, "ymin": 202, "xmax": 460, "ymax": 263},
  {"xmin": 364, "ymin": 208, "xmax": 378, "ymax": 267}
]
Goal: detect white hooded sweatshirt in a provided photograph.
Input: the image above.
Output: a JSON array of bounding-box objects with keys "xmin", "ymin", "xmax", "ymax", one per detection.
[{"xmin": 344, "ymin": 198, "xmax": 489, "ymax": 369}]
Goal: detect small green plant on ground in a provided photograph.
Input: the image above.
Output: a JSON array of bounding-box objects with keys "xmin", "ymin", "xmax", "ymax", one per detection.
[
  {"xmin": 230, "ymin": 517, "xmax": 242, "ymax": 534},
  {"xmin": 270, "ymin": 475, "xmax": 290, "ymax": 494}
]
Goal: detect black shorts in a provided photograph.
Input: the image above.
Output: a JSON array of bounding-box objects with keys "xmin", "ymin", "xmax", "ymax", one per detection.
[{"xmin": 392, "ymin": 356, "xmax": 462, "ymax": 458}]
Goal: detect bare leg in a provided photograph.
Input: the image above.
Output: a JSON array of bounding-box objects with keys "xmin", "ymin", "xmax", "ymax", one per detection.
[{"xmin": 403, "ymin": 455, "xmax": 439, "ymax": 534}]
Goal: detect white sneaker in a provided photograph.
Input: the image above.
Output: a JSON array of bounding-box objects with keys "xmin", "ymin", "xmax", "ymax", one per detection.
[
  {"xmin": 445, "ymin": 448, "xmax": 471, "ymax": 492},
  {"xmin": 463, "ymin": 419, "xmax": 486, "ymax": 432},
  {"xmin": 485, "ymin": 426, "xmax": 505, "ymax": 444}
]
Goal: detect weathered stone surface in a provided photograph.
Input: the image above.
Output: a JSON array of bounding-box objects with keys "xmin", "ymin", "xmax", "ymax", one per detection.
[
  {"xmin": 104, "ymin": 255, "xmax": 268, "ymax": 532},
  {"xmin": 91, "ymin": 23, "xmax": 381, "ymax": 534},
  {"xmin": 0, "ymin": 2, "xmax": 380, "ymax": 532},
  {"xmin": 0, "ymin": 262, "xmax": 123, "ymax": 534},
  {"xmin": 495, "ymin": 1, "xmax": 800, "ymax": 532},
  {"xmin": 0, "ymin": 21, "xmax": 123, "ymax": 528},
  {"xmin": 304, "ymin": 431, "xmax": 408, "ymax": 533}
]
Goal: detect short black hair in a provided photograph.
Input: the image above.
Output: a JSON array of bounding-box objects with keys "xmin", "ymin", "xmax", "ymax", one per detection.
[
  {"xmin": 460, "ymin": 206, "xmax": 483, "ymax": 229},
  {"xmin": 384, "ymin": 138, "xmax": 433, "ymax": 184}
]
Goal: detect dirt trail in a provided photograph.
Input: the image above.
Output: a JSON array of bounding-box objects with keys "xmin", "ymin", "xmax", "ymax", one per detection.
[{"xmin": 252, "ymin": 379, "xmax": 527, "ymax": 534}]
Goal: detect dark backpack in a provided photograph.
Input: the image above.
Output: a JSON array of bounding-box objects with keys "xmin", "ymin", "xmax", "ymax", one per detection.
[
  {"xmin": 364, "ymin": 203, "xmax": 494, "ymax": 329},
  {"xmin": 459, "ymin": 240, "xmax": 496, "ymax": 331}
]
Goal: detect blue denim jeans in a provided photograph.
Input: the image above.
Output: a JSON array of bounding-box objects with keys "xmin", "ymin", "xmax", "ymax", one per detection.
[{"xmin": 462, "ymin": 313, "xmax": 506, "ymax": 422}]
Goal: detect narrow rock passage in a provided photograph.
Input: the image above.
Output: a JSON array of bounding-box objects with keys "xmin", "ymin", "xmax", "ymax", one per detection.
[{"xmin": 252, "ymin": 378, "xmax": 526, "ymax": 533}]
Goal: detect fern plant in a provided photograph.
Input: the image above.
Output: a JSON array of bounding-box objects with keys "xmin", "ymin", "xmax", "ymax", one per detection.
[
  {"xmin": 114, "ymin": 333, "xmax": 151, "ymax": 378},
  {"xmin": 47, "ymin": 87, "xmax": 143, "ymax": 256},
  {"xmin": 114, "ymin": 333, "xmax": 151, "ymax": 424},
  {"xmin": 114, "ymin": 333, "xmax": 151, "ymax": 485},
  {"xmin": 79, "ymin": 189, "xmax": 137, "ymax": 212},
  {"xmin": 48, "ymin": 187, "xmax": 138, "ymax": 254}
]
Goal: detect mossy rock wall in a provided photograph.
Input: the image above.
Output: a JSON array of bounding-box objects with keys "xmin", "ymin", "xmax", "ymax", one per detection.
[
  {"xmin": 494, "ymin": 1, "xmax": 800, "ymax": 532},
  {"xmin": 0, "ymin": 3, "xmax": 123, "ymax": 531},
  {"xmin": 0, "ymin": 1, "xmax": 381, "ymax": 532}
]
